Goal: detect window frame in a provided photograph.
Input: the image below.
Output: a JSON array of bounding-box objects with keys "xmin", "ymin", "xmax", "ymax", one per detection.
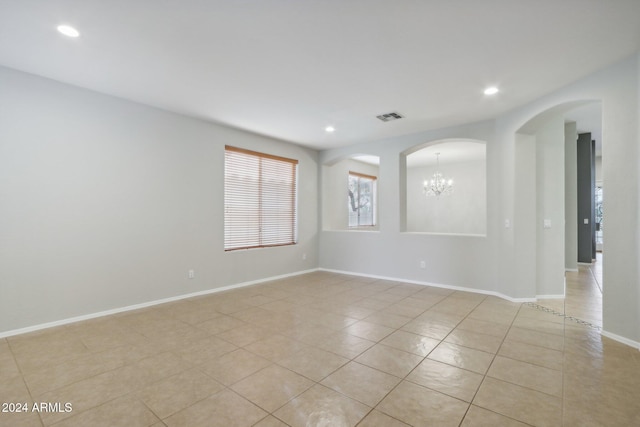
[
  {"xmin": 224, "ymin": 145, "xmax": 299, "ymax": 251},
  {"xmin": 348, "ymin": 171, "xmax": 377, "ymax": 228}
]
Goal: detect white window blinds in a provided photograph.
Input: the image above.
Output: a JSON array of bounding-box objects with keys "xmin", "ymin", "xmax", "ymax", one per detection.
[{"xmin": 224, "ymin": 146, "xmax": 298, "ymax": 251}]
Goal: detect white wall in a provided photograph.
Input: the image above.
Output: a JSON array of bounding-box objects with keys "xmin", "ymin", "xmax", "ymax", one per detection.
[
  {"xmin": 534, "ymin": 116, "xmax": 566, "ymax": 297},
  {"xmin": 595, "ymin": 156, "xmax": 603, "ymax": 183},
  {"xmin": 598, "ymin": 57, "xmax": 638, "ymax": 342},
  {"xmin": 319, "ymin": 120, "xmax": 497, "ymax": 294},
  {"xmin": 2, "ymin": 53, "xmax": 639, "ymax": 346},
  {"xmin": 513, "ymin": 133, "xmax": 537, "ymax": 297},
  {"xmin": 322, "ymin": 159, "xmax": 379, "ymax": 231},
  {"xmin": 565, "ymin": 122, "xmax": 578, "ymax": 271},
  {"xmin": 0, "ymin": 66, "xmax": 318, "ymax": 334},
  {"xmin": 406, "ymin": 159, "xmax": 486, "ymax": 235},
  {"xmin": 637, "ymin": 53, "xmax": 640, "ymax": 348},
  {"xmin": 493, "ymin": 56, "xmax": 639, "ymax": 342}
]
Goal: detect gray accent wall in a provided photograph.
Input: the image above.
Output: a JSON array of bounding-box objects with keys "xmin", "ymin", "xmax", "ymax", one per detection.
[
  {"xmin": 577, "ymin": 132, "xmax": 595, "ymax": 263},
  {"xmin": 565, "ymin": 122, "xmax": 578, "ymax": 271}
]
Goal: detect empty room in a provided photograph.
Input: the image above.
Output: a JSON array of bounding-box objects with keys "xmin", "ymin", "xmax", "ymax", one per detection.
[{"xmin": 1, "ymin": 1, "xmax": 640, "ymax": 426}]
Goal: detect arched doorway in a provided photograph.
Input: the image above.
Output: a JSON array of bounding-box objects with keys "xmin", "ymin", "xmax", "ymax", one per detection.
[{"xmin": 514, "ymin": 100, "xmax": 603, "ymax": 326}]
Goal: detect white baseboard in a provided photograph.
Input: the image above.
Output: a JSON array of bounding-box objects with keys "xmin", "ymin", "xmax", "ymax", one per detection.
[
  {"xmin": 565, "ymin": 268, "xmax": 579, "ymax": 272},
  {"xmin": 0, "ymin": 268, "xmax": 320, "ymax": 339},
  {"xmin": 601, "ymin": 330, "xmax": 640, "ymax": 351},
  {"xmin": 318, "ymin": 268, "xmax": 536, "ymax": 303},
  {"xmin": 536, "ymin": 294, "xmax": 565, "ymax": 300},
  {"xmin": 577, "ymin": 262, "xmax": 593, "ymax": 266}
]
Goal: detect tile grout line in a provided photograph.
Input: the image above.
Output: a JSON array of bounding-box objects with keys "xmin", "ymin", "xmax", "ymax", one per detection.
[
  {"xmin": 350, "ymin": 302, "xmax": 444, "ymax": 426},
  {"xmin": 265, "ymin": 291, "xmax": 408, "ymax": 426},
  {"xmin": 588, "ymin": 261, "xmax": 603, "ymax": 295},
  {"xmin": 426, "ymin": 294, "xmax": 492, "ymax": 426},
  {"xmin": 4, "ymin": 338, "xmax": 46, "ymax": 427},
  {"xmin": 327, "ymin": 288, "xmax": 478, "ymax": 426},
  {"xmin": 326, "ymin": 287, "xmax": 438, "ymax": 427},
  {"xmin": 225, "ymin": 282, "xmax": 421, "ymax": 426},
  {"xmin": 458, "ymin": 299, "xmax": 525, "ymax": 427}
]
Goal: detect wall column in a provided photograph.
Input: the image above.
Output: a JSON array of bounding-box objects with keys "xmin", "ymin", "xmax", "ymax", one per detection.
[{"xmin": 577, "ymin": 132, "xmax": 595, "ymax": 263}]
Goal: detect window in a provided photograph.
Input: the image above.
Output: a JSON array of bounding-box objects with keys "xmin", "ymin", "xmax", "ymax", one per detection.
[
  {"xmin": 348, "ymin": 171, "xmax": 377, "ymax": 227},
  {"xmin": 224, "ymin": 146, "xmax": 298, "ymax": 251}
]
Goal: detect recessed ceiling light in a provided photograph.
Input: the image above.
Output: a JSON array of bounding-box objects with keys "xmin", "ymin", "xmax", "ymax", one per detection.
[
  {"xmin": 484, "ymin": 86, "xmax": 499, "ymax": 95},
  {"xmin": 57, "ymin": 25, "xmax": 80, "ymax": 38},
  {"xmin": 325, "ymin": 126, "xmax": 335, "ymax": 133}
]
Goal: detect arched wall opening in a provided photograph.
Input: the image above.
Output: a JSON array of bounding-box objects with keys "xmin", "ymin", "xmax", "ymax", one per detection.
[
  {"xmin": 402, "ymin": 139, "xmax": 487, "ymax": 235},
  {"xmin": 513, "ymin": 100, "xmax": 602, "ymax": 304},
  {"xmin": 321, "ymin": 154, "xmax": 380, "ymax": 231}
]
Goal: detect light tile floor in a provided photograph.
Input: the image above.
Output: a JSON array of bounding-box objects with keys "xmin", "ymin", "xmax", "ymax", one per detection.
[
  {"xmin": 2, "ymin": 266, "xmax": 639, "ymax": 426},
  {"xmin": 538, "ymin": 252, "xmax": 603, "ymax": 327}
]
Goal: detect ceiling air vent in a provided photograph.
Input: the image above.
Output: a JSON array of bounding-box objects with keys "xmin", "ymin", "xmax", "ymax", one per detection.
[{"xmin": 376, "ymin": 112, "xmax": 404, "ymax": 122}]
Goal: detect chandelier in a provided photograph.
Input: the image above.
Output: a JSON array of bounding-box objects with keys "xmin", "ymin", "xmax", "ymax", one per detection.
[{"xmin": 423, "ymin": 153, "xmax": 454, "ymax": 197}]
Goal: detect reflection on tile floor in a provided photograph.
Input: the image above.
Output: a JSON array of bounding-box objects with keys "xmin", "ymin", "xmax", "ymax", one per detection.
[{"xmin": 2, "ymin": 266, "xmax": 640, "ymax": 426}]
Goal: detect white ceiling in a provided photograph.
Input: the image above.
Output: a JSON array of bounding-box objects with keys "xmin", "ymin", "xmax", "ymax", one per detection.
[
  {"xmin": 406, "ymin": 141, "xmax": 486, "ymax": 168},
  {"xmin": 1, "ymin": 1, "xmax": 639, "ymax": 150},
  {"xmin": 353, "ymin": 140, "xmax": 485, "ymax": 167}
]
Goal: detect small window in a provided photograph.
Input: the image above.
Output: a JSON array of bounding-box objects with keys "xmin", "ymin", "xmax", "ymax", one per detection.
[
  {"xmin": 224, "ymin": 146, "xmax": 298, "ymax": 251},
  {"xmin": 348, "ymin": 171, "xmax": 377, "ymax": 227}
]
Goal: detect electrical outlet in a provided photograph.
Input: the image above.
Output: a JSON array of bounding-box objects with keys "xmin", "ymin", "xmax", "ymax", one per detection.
[
  {"xmin": 420, "ymin": 260, "xmax": 426, "ymax": 269},
  {"xmin": 188, "ymin": 269, "xmax": 195, "ymax": 279},
  {"xmin": 302, "ymin": 253, "xmax": 307, "ymax": 260}
]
